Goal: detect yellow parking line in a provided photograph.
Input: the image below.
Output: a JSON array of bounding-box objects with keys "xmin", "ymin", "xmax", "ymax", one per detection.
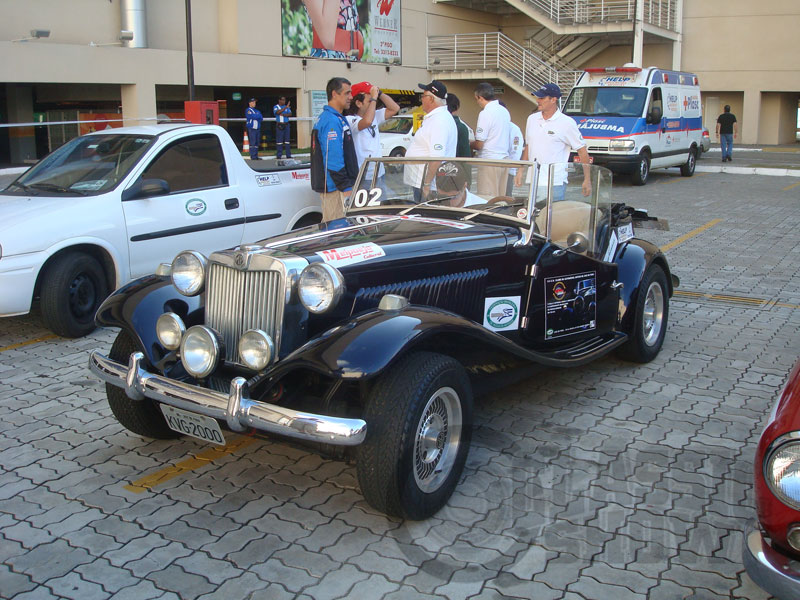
[
  {"xmin": 660, "ymin": 218, "xmax": 722, "ymax": 252},
  {"xmin": 0, "ymin": 334, "xmax": 59, "ymax": 353},
  {"xmin": 782, "ymin": 181, "xmax": 800, "ymax": 192},
  {"xmin": 124, "ymin": 435, "xmax": 258, "ymax": 493}
]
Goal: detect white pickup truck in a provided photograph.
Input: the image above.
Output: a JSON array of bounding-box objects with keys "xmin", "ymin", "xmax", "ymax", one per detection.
[{"xmin": 0, "ymin": 123, "xmax": 321, "ymax": 337}]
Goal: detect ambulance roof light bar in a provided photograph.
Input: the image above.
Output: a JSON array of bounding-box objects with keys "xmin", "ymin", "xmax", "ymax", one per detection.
[{"xmin": 584, "ymin": 66, "xmax": 642, "ymax": 73}]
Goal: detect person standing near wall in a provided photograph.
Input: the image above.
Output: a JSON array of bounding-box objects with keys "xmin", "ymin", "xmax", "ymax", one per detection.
[
  {"xmin": 716, "ymin": 105, "xmax": 738, "ymax": 162},
  {"xmin": 273, "ymin": 96, "xmax": 293, "ymax": 159},
  {"xmin": 310, "ymin": 77, "xmax": 358, "ymax": 221},
  {"xmin": 446, "ymin": 93, "xmax": 472, "ymax": 158},
  {"xmin": 470, "ymin": 82, "xmax": 511, "ymax": 198},
  {"xmin": 245, "ymin": 98, "xmax": 263, "ymax": 160}
]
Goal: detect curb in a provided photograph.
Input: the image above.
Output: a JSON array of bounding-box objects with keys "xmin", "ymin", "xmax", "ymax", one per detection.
[{"xmin": 696, "ymin": 165, "xmax": 800, "ymax": 177}]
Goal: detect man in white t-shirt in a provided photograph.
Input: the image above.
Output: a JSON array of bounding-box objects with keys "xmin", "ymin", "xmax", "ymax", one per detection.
[
  {"xmin": 344, "ymin": 81, "xmax": 400, "ymax": 187},
  {"xmin": 404, "ymin": 80, "xmax": 458, "ymax": 201},
  {"xmin": 516, "ymin": 83, "xmax": 591, "ymax": 201},
  {"xmin": 470, "ymin": 83, "xmax": 511, "ymax": 199}
]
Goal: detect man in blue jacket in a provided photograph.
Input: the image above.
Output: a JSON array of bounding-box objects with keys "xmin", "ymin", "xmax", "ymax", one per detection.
[
  {"xmin": 273, "ymin": 96, "xmax": 293, "ymax": 159},
  {"xmin": 311, "ymin": 77, "xmax": 358, "ymax": 221},
  {"xmin": 245, "ymin": 98, "xmax": 262, "ymax": 160}
]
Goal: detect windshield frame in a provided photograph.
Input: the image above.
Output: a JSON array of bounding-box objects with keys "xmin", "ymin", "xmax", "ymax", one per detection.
[
  {"xmin": 563, "ymin": 86, "xmax": 648, "ymax": 118},
  {"xmin": 8, "ymin": 132, "xmax": 156, "ymax": 197}
]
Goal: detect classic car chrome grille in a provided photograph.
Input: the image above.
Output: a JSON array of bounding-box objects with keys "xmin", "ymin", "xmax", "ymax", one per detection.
[
  {"xmin": 206, "ymin": 263, "xmax": 284, "ymax": 364},
  {"xmin": 352, "ymin": 268, "xmax": 488, "ymax": 320}
]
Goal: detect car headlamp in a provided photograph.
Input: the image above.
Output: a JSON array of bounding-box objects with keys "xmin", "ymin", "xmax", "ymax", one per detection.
[
  {"xmin": 156, "ymin": 313, "xmax": 185, "ymax": 350},
  {"xmin": 765, "ymin": 439, "xmax": 800, "ymax": 510},
  {"xmin": 298, "ymin": 263, "xmax": 344, "ymax": 314},
  {"xmin": 180, "ymin": 325, "xmax": 220, "ymax": 378},
  {"xmin": 609, "ymin": 139, "xmax": 635, "ymax": 151},
  {"xmin": 171, "ymin": 251, "xmax": 206, "ymax": 296},
  {"xmin": 238, "ymin": 329, "xmax": 275, "ymax": 371}
]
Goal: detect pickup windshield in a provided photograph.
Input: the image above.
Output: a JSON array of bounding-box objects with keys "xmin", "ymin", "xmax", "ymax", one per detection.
[
  {"xmin": 6, "ymin": 133, "xmax": 155, "ymax": 196},
  {"xmin": 563, "ymin": 87, "xmax": 648, "ymax": 118}
]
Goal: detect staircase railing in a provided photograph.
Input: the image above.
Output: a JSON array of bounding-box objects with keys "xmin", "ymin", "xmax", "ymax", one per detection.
[
  {"xmin": 428, "ymin": 32, "xmax": 583, "ymax": 97},
  {"xmin": 519, "ymin": 0, "xmax": 678, "ymax": 32}
]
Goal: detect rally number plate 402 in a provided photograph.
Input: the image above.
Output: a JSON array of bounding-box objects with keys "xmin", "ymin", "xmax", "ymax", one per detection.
[{"xmin": 160, "ymin": 404, "xmax": 226, "ymax": 445}]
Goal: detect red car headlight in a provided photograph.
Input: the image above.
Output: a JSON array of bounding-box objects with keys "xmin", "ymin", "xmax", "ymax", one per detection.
[{"xmin": 765, "ymin": 436, "xmax": 800, "ymax": 511}]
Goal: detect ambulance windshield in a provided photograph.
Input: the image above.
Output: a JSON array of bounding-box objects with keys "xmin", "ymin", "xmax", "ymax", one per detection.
[{"xmin": 563, "ymin": 87, "xmax": 648, "ymax": 118}]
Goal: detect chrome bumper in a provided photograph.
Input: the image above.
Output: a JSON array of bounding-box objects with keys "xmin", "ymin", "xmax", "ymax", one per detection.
[
  {"xmin": 743, "ymin": 519, "xmax": 800, "ymax": 600},
  {"xmin": 89, "ymin": 350, "xmax": 367, "ymax": 446}
]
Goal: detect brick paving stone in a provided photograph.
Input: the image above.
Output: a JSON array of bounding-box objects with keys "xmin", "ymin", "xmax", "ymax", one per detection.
[
  {"xmin": 102, "ymin": 532, "xmax": 169, "ymax": 567},
  {"xmin": 226, "ymin": 533, "xmax": 289, "ymax": 570},
  {"xmin": 200, "ymin": 525, "xmax": 264, "ymax": 559},
  {"xmin": 0, "ymin": 563, "xmax": 38, "ymax": 597},
  {"xmin": 249, "ymin": 558, "xmax": 320, "ymax": 594},
  {"xmin": 44, "ymin": 571, "xmax": 110, "ymax": 600},
  {"xmin": 147, "ymin": 564, "xmax": 216, "ymax": 600},
  {"xmin": 194, "ymin": 573, "xmax": 274, "ymax": 600},
  {"xmin": 2, "ymin": 520, "xmax": 56, "ymax": 548},
  {"xmin": 338, "ymin": 574, "xmax": 400, "ymax": 600},
  {"xmin": 6, "ymin": 539, "xmax": 93, "ymax": 583},
  {"xmin": 297, "ymin": 517, "xmax": 355, "ymax": 553},
  {"xmin": 75, "ymin": 558, "xmax": 140, "ymax": 593},
  {"xmin": 345, "ymin": 549, "xmax": 417, "ymax": 582},
  {"xmin": 298, "ymin": 563, "xmax": 369, "ymax": 600},
  {"xmin": 108, "ymin": 579, "xmax": 170, "ymax": 600},
  {"xmin": 125, "ymin": 540, "xmax": 194, "ymax": 577}
]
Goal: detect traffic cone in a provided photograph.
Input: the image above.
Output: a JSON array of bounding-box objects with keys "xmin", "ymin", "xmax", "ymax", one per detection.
[{"xmin": 243, "ymin": 131, "xmax": 250, "ymax": 153}]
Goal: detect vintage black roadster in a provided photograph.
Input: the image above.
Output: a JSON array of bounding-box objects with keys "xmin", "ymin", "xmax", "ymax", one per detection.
[{"xmin": 89, "ymin": 157, "xmax": 677, "ymax": 519}]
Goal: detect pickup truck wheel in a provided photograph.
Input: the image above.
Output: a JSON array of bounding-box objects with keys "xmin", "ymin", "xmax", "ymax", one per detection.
[
  {"xmin": 631, "ymin": 152, "xmax": 650, "ymax": 186},
  {"xmin": 106, "ymin": 330, "xmax": 180, "ymax": 439},
  {"xmin": 40, "ymin": 252, "xmax": 108, "ymax": 338},
  {"xmin": 292, "ymin": 213, "xmax": 322, "ymax": 230},
  {"xmin": 356, "ymin": 352, "xmax": 473, "ymax": 520},
  {"xmin": 617, "ymin": 265, "xmax": 669, "ymax": 363},
  {"xmin": 680, "ymin": 147, "xmax": 697, "ymax": 177}
]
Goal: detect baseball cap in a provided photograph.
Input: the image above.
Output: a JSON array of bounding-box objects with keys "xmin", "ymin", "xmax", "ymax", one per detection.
[
  {"xmin": 350, "ymin": 81, "xmax": 373, "ymax": 97},
  {"xmin": 435, "ymin": 161, "xmax": 470, "ymax": 194},
  {"xmin": 248, "ymin": 97, "xmax": 257, "ymax": 102},
  {"xmin": 532, "ymin": 83, "xmax": 562, "ymax": 98},
  {"xmin": 418, "ymin": 80, "xmax": 447, "ymax": 99}
]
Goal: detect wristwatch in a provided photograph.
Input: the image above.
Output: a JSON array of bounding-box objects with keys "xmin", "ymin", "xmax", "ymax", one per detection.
[{"xmin": 369, "ymin": 98, "xmax": 377, "ymax": 103}]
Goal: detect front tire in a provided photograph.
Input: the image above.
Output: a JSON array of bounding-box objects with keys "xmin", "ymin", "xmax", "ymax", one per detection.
[
  {"xmin": 40, "ymin": 251, "xmax": 109, "ymax": 338},
  {"xmin": 631, "ymin": 151, "xmax": 650, "ymax": 186},
  {"xmin": 106, "ymin": 330, "xmax": 180, "ymax": 439},
  {"xmin": 356, "ymin": 352, "xmax": 473, "ymax": 520},
  {"xmin": 618, "ymin": 265, "xmax": 669, "ymax": 363},
  {"xmin": 680, "ymin": 147, "xmax": 697, "ymax": 177}
]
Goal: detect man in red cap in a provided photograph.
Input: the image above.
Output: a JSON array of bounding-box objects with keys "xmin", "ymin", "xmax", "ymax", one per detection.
[{"xmin": 345, "ymin": 82, "xmax": 400, "ymax": 186}]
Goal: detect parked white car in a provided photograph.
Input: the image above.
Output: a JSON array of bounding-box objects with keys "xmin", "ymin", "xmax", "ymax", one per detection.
[{"xmin": 0, "ymin": 123, "xmax": 321, "ymax": 337}]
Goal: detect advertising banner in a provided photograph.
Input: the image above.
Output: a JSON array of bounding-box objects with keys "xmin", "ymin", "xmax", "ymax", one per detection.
[{"xmin": 281, "ymin": 0, "xmax": 401, "ymax": 64}]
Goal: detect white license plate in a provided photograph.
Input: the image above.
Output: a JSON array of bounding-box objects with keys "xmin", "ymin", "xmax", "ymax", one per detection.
[{"xmin": 160, "ymin": 404, "xmax": 226, "ymax": 445}]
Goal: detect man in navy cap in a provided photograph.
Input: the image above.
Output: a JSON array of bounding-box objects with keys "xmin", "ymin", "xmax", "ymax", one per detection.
[
  {"xmin": 516, "ymin": 83, "xmax": 591, "ymax": 199},
  {"xmin": 245, "ymin": 98, "xmax": 263, "ymax": 160}
]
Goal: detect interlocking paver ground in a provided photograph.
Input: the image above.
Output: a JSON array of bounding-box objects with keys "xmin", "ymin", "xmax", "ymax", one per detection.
[{"xmin": 2, "ymin": 169, "xmax": 799, "ymax": 598}]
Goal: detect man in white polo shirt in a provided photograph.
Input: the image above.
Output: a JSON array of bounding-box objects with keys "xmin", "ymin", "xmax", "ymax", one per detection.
[
  {"xmin": 516, "ymin": 83, "xmax": 591, "ymax": 201},
  {"xmin": 470, "ymin": 82, "xmax": 511, "ymax": 198},
  {"xmin": 404, "ymin": 80, "xmax": 457, "ymax": 202}
]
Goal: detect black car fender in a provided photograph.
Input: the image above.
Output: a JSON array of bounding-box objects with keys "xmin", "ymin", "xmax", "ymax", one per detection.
[
  {"xmin": 269, "ymin": 304, "xmax": 605, "ymax": 383},
  {"xmin": 95, "ymin": 275, "xmax": 203, "ymax": 365},
  {"xmin": 615, "ymin": 239, "xmax": 674, "ymax": 331}
]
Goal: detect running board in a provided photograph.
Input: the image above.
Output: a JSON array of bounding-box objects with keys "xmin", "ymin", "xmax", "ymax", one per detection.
[{"xmin": 542, "ymin": 332, "xmax": 628, "ymax": 363}]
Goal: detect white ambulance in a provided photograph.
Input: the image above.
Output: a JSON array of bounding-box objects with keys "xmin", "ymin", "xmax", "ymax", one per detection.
[{"xmin": 563, "ymin": 65, "xmax": 702, "ymax": 185}]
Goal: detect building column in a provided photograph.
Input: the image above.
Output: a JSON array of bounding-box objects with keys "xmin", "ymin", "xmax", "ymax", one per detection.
[
  {"xmin": 121, "ymin": 82, "xmax": 157, "ymax": 126},
  {"xmin": 671, "ymin": 0, "xmax": 683, "ymax": 70},
  {"xmin": 742, "ymin": 89, "xmax": 761, "ymax": 145},
  {"xmin": 6, "ymin": 83, "xmax": 37, "ymax": 164},
  {"xmin": 632, "ymin": 0, "xmax": 644, "ymax": 67}
]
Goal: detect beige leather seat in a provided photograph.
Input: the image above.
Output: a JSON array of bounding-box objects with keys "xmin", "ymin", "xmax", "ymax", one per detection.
[{"xmin": 535, "ymin": 200, "xmax": 597, "ymax": 248}]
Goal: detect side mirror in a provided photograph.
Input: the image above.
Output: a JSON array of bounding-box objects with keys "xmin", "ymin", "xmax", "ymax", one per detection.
[
  {"xmin": 121, "ymin": 178, "xmax": 170, "ymax": 201},
  {"xmin": 646, "ymin": 106, "xmax": 662, "ymax": 124},
  {"xmin": 566, "ymin": 231, "xmax": 589, "ymax": 253}
]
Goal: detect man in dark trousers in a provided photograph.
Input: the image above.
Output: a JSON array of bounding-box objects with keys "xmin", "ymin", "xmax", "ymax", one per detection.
[
  {"xmin": 311, "ymin": 77, "xmax": 358, "ymax": 221},
  {"xmin": 245, "ymin": 98, "xmax": 263, "ymax": 160},
  {"xmin": 716, "ymin": 105, "xmax": 738, "ymax": 162},
  {"xmin": 273, "ymin": 96, "xmax": 293, "ymax": 159}
]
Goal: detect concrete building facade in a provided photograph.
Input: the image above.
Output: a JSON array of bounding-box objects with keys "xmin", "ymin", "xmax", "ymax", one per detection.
[{"xmin": 1, "ymin": 0, "xmax": 797, "ymax": 164}]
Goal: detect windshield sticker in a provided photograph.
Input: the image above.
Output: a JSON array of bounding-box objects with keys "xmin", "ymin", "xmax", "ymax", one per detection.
[
  {"xmin": 516, "ymin": 208, "xmax": 528, "ymax": 220},
  {"xmin": 256, "ymin": 174, "xmax": 281, "ymax": 186},
  {"xmin": 483, "ymin": 297, "xmax": 520, "ymax": 332},
  {"xmin": 185, "ymin": 198, "xmax": 207, "ymax": 216},
  {"xmin": 399, "ymin": 215, "xmax": 473, "ymax": 229},
  {"xmin": 352, "ymin": 188, "xmax": 382, "ymax": 208},
  {"xmin": 317, "ymin": 242, "xmax": 385, "ymax": 267},
  {"xmin": 544, "ymin": 272, "xmax": 597, "ymax": 339},
  {"xmin": 617, "ymin": 222, "xmax": 634, "ymax": 243},
  {"xmin": 71, "ymin": 180, "xmax": 106, "ymax": 191},
  {"xmin": 602, "ymin": 231, "xmax": 619, "ymax": 263}
]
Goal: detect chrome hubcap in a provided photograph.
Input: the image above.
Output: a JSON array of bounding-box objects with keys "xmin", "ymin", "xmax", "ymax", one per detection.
[
  {"xmin": 643, "ymin": 281, "xmax": 664, "ymax": 346},
  {"xmin": 414, "ymin": 387, "xmax": 462, "ymax": 493}
]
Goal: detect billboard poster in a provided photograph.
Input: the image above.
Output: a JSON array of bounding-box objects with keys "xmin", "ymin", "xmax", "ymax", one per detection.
[{"xmin": 281, "ymin": 0, "xmax": 401, "ymax": 64}]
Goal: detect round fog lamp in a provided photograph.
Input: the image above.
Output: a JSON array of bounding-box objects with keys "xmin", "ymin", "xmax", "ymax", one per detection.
[
  {"xmin": 238, "ymin": 329, "xmax": 275, "ymax": 371},
  {"xmin": 787, "ymin": 524, "xmax": 800, "ymax": 552},
  {"xmin": 171, "ymin": 251, "xmax": 207, "ymax": 296},
  {"xmin": 298, "ymin": 263, "xmax": 344, "ymax": 314},
  {"xmin": 180, "ymin": 326, "xmax": 220, "ymax": 378},
  {"xmin": 156, "ymin": 313, "xmax": 185, "ymax": 350},
  {"xmin": 766, "ymin": 440, "xmax": 800, "ymax": 510}
]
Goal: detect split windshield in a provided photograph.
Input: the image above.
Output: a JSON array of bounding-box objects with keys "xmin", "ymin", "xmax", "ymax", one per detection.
[
  {"xmin": 563, "ymin": 87, "xmax": 648, "ymax": 117},
  {"xmin": 7, "ymin": 133, "xmax": 155, "ymax": 196}
]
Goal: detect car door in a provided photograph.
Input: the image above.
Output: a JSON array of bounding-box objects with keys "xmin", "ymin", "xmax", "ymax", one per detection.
[
  {"xmin": 645, "ymin": 86, "xmax": 670, "ymax": 167},
  {"xmin": 122, "ymin": 133, "xmax": 245, "ymax": 279}
]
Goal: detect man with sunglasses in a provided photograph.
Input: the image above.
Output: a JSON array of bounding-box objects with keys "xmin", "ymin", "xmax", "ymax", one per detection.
[{"xmin": 345, "ymin": 81, "xmax": 400, "ymax": 187}]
